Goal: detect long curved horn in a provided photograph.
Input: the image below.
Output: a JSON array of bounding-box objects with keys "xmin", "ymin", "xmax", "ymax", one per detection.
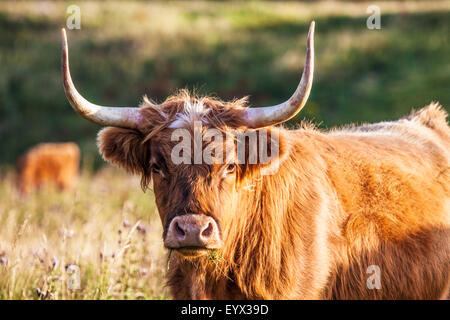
[
  {"xmin": 61, "ymin": 28, "xmax": 142, "ymax": 129},
  {"xmin": 244, "ymin": 21, "xmax": 315, "ymax": 128}
]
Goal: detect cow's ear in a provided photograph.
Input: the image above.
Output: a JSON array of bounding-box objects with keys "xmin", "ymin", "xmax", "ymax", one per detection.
[
  {"xmin": 240, "ymin": 128, "xmax": 290, "ymax": 177},
  {"xmin": 97, "ymin": 127, "xmax": 150, "ymax": 175}
]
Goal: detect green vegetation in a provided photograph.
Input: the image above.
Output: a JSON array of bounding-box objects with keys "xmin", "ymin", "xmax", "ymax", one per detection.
[{"xmin": 0, "ymin": 1, "xmax": 449, "ymax": 166}]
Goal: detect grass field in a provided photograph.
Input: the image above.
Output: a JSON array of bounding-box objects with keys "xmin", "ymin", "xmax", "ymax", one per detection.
[
  {"xmin": 0, "ymin": 0, "xmax": 449, "ymax": 299},
  {"xmin": 0, "ymin": 167, "xmax": 169, "ymax": 299}
]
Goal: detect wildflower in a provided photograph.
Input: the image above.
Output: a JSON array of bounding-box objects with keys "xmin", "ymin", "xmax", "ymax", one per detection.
[
  {"xmin": 139, "ymin": 268, "xmax": 148, "ymax": 276},
  {"xmin": 137, "ymin": 224, "xmax": 147, "ymax": 234},
  {"xmin": 52, "ymin": 256, "xmax": 59, "ymax": 269}
]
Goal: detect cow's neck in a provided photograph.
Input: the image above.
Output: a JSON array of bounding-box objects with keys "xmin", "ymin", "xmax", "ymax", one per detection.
[{"xmin": 169, "ymin": 133, "xmax": 336, "ymax": 299}]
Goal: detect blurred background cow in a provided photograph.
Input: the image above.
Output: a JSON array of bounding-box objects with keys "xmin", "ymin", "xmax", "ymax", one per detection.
[{"xmin": 15, "ymin": 142, "xmax": 80, "ymax": 194}]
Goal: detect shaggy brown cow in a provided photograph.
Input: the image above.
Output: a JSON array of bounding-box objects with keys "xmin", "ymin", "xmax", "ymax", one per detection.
[
  {"xmin": 61, "ymin": 22, "xmax": 449, "ymax": 299},
  {"xmin": 16, "ymin": 143, "xmax": 80, "ymax": 194}
]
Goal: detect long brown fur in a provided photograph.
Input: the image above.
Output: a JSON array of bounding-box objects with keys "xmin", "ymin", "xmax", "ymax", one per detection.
[{"xmin": 97, "ymin": 91, "xmax": 450, "ymax": 300}]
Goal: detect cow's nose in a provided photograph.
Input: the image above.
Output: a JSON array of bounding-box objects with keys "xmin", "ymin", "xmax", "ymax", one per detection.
[{"xmin": 164, "ymin": 214, "xmax": 222, "ymax": 250}]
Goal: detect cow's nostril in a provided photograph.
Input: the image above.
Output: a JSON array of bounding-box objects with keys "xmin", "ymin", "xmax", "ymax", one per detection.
[
  {"xmin": 201, "ymin": 222, "xmax": 213, "ymax": 238},
  {"xmin": 175, "ymin": 222, "xmax": 185, "ymax": 237}
]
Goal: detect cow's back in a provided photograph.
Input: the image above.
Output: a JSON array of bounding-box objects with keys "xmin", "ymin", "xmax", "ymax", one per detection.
[{"xmin": 320, "ymin": 103, "xmax": 450, "ymax": 299}]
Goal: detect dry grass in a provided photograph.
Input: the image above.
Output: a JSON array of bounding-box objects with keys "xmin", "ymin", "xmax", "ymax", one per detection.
[{"xmin": 0, "ymin": 166, "xmax": 169, "ymax": 300}]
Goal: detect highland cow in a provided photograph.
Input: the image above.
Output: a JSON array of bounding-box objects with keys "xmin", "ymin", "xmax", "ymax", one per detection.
[
  {"xmin": 16, "ymin": 142, "xmax": 80, "ymax": 194},
  {"xmin": 61, "ymin": 22, "xmax": 449, "ymax": 299}
]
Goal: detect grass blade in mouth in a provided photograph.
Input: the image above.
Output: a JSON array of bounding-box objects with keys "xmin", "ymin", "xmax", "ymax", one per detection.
[{"xmin": 165, "ymin": 249, "xmax": 173, "ymax": 278}]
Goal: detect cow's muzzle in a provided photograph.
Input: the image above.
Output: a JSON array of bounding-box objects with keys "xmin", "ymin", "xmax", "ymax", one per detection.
[{"xmin": 164, "ymin": 214, "xmax": 222, "ymax": 257}]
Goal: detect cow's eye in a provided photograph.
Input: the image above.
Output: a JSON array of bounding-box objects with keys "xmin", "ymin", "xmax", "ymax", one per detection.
[
  {"xmin": 151, "ymin": 163, "xmax": 162, "ymax": 175},
  {"xmin": 224, "ymin": 163, "xmax": 236, "ymax": 176}
]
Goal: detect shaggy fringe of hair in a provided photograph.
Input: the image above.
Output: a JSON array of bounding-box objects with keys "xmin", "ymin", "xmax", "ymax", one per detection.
[
  {"xmin": 140, "ymin": 89, "xmax": 249, "ymax": 142},
  {"xmin": 136, "ymin": 89, "xmax": 270, "ymax": 190}
]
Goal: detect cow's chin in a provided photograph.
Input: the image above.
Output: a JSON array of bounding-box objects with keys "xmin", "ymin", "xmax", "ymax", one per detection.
[{"xmin": 174, "ymin": 247, "xmax": 211, "ymax": 259}]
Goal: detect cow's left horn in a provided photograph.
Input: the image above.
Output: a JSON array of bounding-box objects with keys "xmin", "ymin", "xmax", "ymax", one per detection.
[
  {"xmin": 244, "ymin": 21, "xmax": 315, "ymax": 128},
  {"xmin": 61, "ymin": 28, "xmax": 142, "ymax": 129}
]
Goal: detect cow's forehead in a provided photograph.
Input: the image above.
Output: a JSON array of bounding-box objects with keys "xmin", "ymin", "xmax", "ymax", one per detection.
[
  {"xmin": 140, "ymin": 93, "xmax": 250, "ymax": 145},
  {"xmin": 168, "ymin": 99, "xmax": 211, "ymax": 129}
]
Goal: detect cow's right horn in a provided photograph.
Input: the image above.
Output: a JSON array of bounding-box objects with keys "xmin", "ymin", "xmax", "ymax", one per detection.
[
  {"xmin": 61, "ymin": 28, "xmax": 143, "ymax": 129},
  {"xmin": 243, "ymin": 21, "xmax": 315, "ymax": 128}
]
